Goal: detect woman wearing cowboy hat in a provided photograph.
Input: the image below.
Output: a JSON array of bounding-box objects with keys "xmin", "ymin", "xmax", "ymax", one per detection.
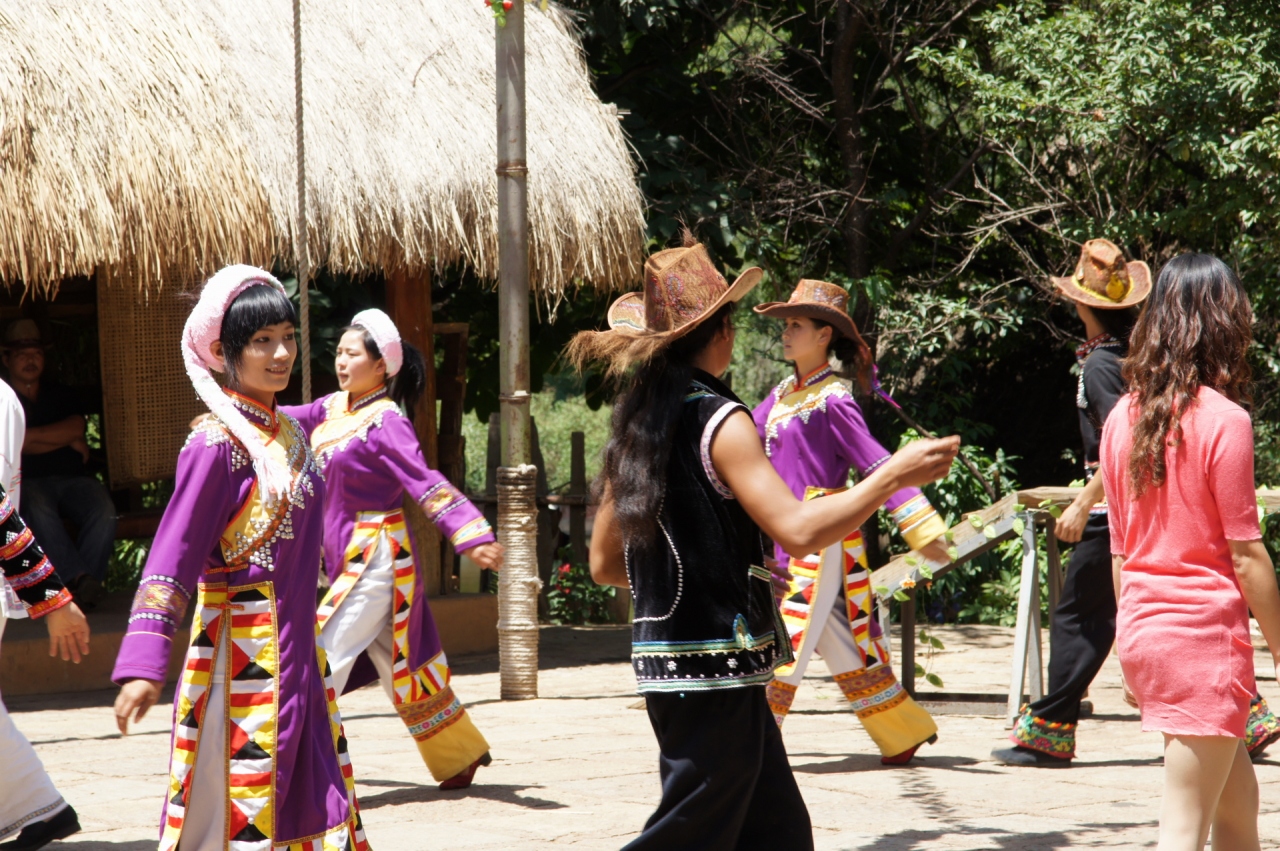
[
  {"xmin": 569, "ymin": 236, "xmax": 959, "ymax": 850},
  {"xmin": 751, "ymin": 280, "xmax": 949, "ymax": 765}
]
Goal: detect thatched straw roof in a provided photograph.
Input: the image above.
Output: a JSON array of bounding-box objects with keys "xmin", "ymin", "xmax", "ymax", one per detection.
[{"xmin": 0, "ymin": 2, "xmax": 644, "ymax": 297}]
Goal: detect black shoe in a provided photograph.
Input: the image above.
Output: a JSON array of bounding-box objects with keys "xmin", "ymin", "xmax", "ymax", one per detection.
[
  {"xmin": 991, "ymin": 746, "xmax": 1072, "ymax": 768},
  {"xmin": 0, "ymin": 805, "xmax": 81, "ymax": 850}
]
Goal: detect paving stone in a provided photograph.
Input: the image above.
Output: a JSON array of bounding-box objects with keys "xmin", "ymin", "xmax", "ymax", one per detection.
[{"xmin": 8, "ymin": 623, "xmax": 1280, "ymax": 849}]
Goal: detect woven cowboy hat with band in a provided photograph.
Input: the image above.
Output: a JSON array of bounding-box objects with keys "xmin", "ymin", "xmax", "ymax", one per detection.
[
  {"xmin": 753, "ymin": 279, "xmax": 865, "ymax": 345},
  {"xmin": 606, "ymin": 242, "xmax": 762, "ymax": 338},
  {"xmin": 1051, "ymin": 239, "xmax": 1152, "ymax": 309}
]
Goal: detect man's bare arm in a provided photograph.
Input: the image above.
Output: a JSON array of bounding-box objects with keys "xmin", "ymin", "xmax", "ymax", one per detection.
[{"xmin": 23, "ymin": 415, "xmax": 85, "ymax": 454}]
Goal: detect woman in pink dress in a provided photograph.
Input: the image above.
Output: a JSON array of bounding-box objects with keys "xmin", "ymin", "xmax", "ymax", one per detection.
[{"xmin": 1102, "ymin": 252, "xmax": 1280, "ymax": 851}]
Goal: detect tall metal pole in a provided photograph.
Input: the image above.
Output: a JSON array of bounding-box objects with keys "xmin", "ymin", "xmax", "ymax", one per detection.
[
  {"xmin": 495, "ymin": 0, "xmax": 539, "ymax": 700},
  {"xmin": 292, "ymin": 0, "xmax": 312, "ymax": 402}
]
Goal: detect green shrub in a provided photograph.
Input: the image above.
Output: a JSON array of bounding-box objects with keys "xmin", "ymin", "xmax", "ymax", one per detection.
[{"xmin": 546, "ymin": 546, "xmax": 616, "ymax": 625}]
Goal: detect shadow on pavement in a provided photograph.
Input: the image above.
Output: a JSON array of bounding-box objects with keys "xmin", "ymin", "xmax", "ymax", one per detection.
[
  {"xmin": 790, "ymin": 753, "xmax": 995, "ymax": 775},
  {"xmin": 357, "ymin": 779, "xmax": 566, "ymax": 811}
]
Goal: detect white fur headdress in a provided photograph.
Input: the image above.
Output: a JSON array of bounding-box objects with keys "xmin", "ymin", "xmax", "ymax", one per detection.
[
  {"xmin": 350, "ymin": 308, "xmax": 403, "ymax": 377},
  {"xmin": 182, "ymin": 265, "xmax": 293, "ymax": 501}
]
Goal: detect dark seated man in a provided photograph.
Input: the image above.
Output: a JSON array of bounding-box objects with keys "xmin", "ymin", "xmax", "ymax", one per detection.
[{"xmin": 3, "ymin": 320, "xmax": 116, "ymax": 607}]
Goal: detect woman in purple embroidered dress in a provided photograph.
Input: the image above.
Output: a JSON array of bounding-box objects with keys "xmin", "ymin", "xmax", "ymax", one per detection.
[
  {"xmin": 283, "ymin": 309, "xmax": 503, "ymax": 790},
  {"xmin": 752, "ymin": 279, "xmax": 950, "ymax": 765},
  {"xmin": 112, "ymin": 267, "xmax": 369, "ymax": 851}
]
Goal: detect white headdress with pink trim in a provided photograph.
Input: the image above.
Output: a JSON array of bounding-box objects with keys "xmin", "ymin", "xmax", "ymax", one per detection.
[
  {"xmin": 350, "ymin": 308, "xmax": 403, "ymax": 377},
  {"xmin": 182, "ymin": 264, "xmax": 294, "ymax": 501}
]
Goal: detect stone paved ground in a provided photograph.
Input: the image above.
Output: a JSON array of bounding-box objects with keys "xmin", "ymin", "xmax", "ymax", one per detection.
[{"xmin": 9, "ymin": 623, "xmax": 1280, "ymax": 850}]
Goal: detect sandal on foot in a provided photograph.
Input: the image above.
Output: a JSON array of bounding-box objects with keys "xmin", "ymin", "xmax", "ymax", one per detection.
[
  {"xmin": 881, "ymin": 734, "xmax": 938, "ymax": 766},
  {"xmin": 438, "ymin": 752, "xmax": 493, "ymax": 790}
]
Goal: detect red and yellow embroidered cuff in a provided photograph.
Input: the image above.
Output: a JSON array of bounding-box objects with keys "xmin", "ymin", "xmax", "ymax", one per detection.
[
  {"xmin": 27, "ymin": 587, "xmax": 73, "ymax": 619},
  {"xmin": 451, "ymin": 517, "xmax": 494, "ymax": 551},
  {"xmin": 892, "ymin": 494, "xmax": 947, "ymax": 550}
]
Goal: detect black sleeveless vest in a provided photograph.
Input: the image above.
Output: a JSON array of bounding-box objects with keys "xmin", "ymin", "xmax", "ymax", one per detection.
[{"xmin": 627, "ymin": 370, "xmax": 793, "ymax": 692}]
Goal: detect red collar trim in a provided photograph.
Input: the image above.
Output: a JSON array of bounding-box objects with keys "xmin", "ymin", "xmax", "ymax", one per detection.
[
  {"xmin": 793, "ymin": 364, "xmax": 833, "ymax": 391},
  {"xmin": 225, "ymin": 389, "xmax": 279, "ymax": 433},
  {"xmin": 348, "ymin": 384, "xmax": 389, "ymax": 413}
]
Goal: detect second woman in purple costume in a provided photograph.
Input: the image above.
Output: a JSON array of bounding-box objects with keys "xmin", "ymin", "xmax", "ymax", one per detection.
[
  {"xmin": 284, "ymin": 309, "xmax": 503, "ymax": 791},
  {"xmin": 752, "ymin": 279, "xmax": 950, "ymax": 765}
]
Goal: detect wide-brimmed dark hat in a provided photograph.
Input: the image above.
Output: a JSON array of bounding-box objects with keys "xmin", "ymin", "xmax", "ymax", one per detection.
[
  {"xmin": 606, "ymin": 242, "xmax": 762, "ymax": 338},
  {"xmin": 753, "ymin": 279, "xmax": 862, "ymax": 343},
  {"xmin": 3, "ymin": 319, "xmax": 48, "ymax": 351},
  {"xmin": 1051, "ymin": 239, "xmax": 1151, "ymax": 309}
]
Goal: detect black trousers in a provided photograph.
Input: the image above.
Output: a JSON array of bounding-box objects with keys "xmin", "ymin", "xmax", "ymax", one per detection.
[
  {"xmin": 1028, "ymin": 515, "xmax": 1117, "ymax": 724},
  {"xmin": 623, "ymin": 686, "xmax": 813, "ymax": 851}
]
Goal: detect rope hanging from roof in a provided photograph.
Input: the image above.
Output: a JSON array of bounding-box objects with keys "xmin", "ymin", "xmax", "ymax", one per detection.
[{"xmin": 292, "ymin": 0, "xmax": 312, "ymax": 402}]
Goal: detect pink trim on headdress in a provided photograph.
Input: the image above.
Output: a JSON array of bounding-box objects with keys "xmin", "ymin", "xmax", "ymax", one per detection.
[
  {"xmin": 181, "ymin": 265, "xmax": 294, "ymax": 502},
  {"xmin": 350, "ymin": 308, "xmax": 403, "ymax": 377}
]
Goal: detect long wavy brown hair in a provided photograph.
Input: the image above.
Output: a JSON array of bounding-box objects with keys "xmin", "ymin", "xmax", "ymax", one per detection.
[{"xmin": 1124, "ymin": 253, "xmax": 1253, "ymax": 496}]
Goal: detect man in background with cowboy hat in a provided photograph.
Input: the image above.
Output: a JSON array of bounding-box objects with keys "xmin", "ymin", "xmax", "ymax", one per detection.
[
  {"xmin": 994, "ymin": 239, "xmax": 1241, "ymax": 767},
  {"xmin": 994, "ymin": 240, "xmax": 1280, "ymax": 767},
  {"xmin": 1, "ymin": 319, "xmax": 115, "ymax": 609}
]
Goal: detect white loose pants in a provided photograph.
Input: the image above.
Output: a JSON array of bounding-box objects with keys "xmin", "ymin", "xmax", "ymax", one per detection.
[{"xmin": 0, "ymin": 617, "xmax": 67, "ymax": 841}]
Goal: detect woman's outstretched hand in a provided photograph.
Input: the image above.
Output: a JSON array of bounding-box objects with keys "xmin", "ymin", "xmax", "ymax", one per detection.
[
  {"xmin": 114, "ymin": 679, "xmax": 163, "ymax": 735},
  {"xmin": 463, "ymin": 541, "xmax": 505, "ymax": 571},
  {"xmin": 888, "ymin": 436, "xmax": 961, "ymax": 489}
]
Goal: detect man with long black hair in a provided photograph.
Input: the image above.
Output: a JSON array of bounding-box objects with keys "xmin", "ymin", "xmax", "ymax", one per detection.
[{"xmin": 568, "ymin": 236, "xmax": 958, "ymax": 850}]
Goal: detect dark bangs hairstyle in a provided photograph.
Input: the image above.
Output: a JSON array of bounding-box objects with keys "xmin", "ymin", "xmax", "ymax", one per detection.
[
  {"xmin": 1124, "ymin": 253, "xmax": 1253, "ymax": 497},
  {"xmin": 594, "ymin": 302, "xmax": 736, "ymax": 548},
  {"xmin": 346, "ymin": 325, "xmax": 429, "ymax": 421},
  {"xmin": 806, "ymin": 317, "xmax": 873, "ymax": 392},
  {"xmin": 220, "ymin": 284, "xmax": 298, "ymax": 388}
]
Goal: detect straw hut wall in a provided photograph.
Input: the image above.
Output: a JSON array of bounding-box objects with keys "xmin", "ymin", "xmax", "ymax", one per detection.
[{"xmin": 0, "ymin": 1, "xmax": 645, "ymax": 297}]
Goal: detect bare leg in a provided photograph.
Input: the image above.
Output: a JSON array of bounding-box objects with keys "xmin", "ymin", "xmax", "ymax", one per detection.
[
  {"xmin": 1210, "ymin": 740, "xmax": 1260, "ymax": 851},
  {"xmin": 1158, "ymin": 734, "xmax": 1239, "ymax": 851}
]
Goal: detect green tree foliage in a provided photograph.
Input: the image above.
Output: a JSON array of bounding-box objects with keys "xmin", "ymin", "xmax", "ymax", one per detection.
[{"xmin": 227, "ymin": 2, "xmax": 1280, "ymax": 624}]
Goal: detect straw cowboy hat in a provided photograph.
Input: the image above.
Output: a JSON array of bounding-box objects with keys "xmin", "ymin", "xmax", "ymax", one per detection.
[
  {"xmin": 605, "ymin": 241, "xmax": 762, "ymax": 338},
  {"xmin": 3, "ymin": 319, "xmax": 49, "ymax": 351},
  {"xmin": 753, "ymin": 279, "xmax": 864, "ymax": 343},
  {"xmin": 1051, "ymin": 239, "xmax": 1152, "ymax": 309}
]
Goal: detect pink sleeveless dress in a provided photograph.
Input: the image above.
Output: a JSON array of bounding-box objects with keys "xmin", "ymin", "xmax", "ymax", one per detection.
[{"xmin": 1101, "ymin": 387, "xmax": 1261, "ymax": 737}]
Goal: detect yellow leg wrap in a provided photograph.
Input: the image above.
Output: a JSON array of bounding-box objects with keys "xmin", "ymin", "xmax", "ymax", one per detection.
[
  {"xmin": 834, "ymin": 666, "xmax": 938, "ymax": 758},
  {"xmin": 766, "ymin": 679, "xmax": 798, "ymax": 728},
  {"xmin": 397, "ymin": 684, "xmax": 490, "ymax": 781}
]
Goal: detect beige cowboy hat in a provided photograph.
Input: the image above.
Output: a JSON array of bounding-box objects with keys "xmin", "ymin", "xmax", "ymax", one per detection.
[
  {"xmin": 606, "ymin": 242, "xmax": 762, "ymax": 339},
  {"xmin": 1051, "ymin": 239, "xmax": 1152, "ymax": 309},
  {"xmin": 752, "ymin": 279, "xmax": 863, "ymax": 343},
  {"xmin": 3, "ymin": 319, "xmax": 49, "ymax": 351}
]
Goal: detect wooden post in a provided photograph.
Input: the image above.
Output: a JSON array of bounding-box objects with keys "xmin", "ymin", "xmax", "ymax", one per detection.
[
  {"xmin": 901, "ymin": 589, "xmax": 916, "ymax": 697},
  {"xmin": 1006, "ymin": 512, "xmax": 1039, "ymax": 725},
  {"xmin": 1045, "ymin": 515, "xmax": 1063, "ymax": 615},
  {"xmin": 496, "ymin": 0, "xmax": 538, "ymax": 700},
  {"xmin": 386, "ymin": 266, "xmax": 446, "ymax": 595},
  {"xmin": 568, "ymin": 431, "xmax": 587, "ymax": 560}
]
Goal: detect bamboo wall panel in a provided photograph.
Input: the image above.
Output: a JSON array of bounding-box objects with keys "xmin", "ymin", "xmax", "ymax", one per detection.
[{"xmin": 97, "ymin": 268, "xmax": 204, "ymax": 487}]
